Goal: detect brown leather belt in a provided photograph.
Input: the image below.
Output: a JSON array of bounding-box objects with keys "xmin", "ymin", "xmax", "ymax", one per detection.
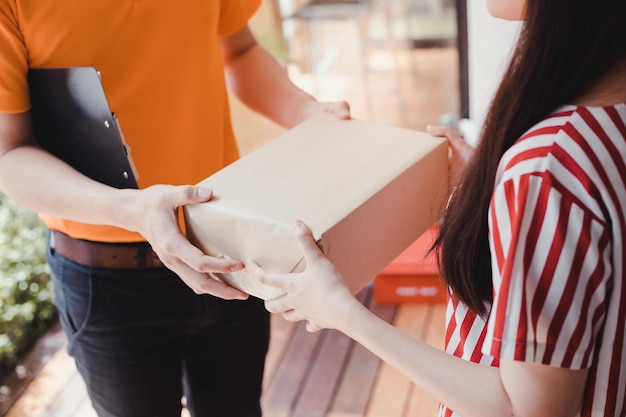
[{"xmin": 49, "ymin": 230, "xmax": 165, "ymax": 269}]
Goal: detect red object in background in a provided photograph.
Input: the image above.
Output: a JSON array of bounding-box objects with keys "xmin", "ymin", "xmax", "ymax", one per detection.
[{"xmin": 373, "ymin": 226, "xmax": 448, "ymax": 304}]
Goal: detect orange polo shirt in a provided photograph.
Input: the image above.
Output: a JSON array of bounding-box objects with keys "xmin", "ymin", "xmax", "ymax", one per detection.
[{"xmin": 0, "ymin": 0, "xmax": 260, "ymax": 242}]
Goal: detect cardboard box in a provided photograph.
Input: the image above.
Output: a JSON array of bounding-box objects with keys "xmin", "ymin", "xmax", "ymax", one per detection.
[
  {"xmin": 373, "ymin": 226, "xmax": 448, "ymax": 304},
  {"xmin": 183, "ymin": 113, "xmax": 448, "ymax": 300}
]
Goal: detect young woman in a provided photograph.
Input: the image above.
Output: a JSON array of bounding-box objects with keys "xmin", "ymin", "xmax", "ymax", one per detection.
[{"xmin": 249, "ymin": 0, "xmax": 626, "ymax": 416}]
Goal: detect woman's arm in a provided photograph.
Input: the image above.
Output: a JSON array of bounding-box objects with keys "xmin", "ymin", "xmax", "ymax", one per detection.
[{"xmin": 249, "ymin": 220, "xmax": 589, "ymax": 417}]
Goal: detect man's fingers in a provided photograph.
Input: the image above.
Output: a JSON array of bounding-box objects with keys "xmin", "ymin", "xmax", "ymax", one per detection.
[
  {"xmin": 196, "ymin": 277, "xmax": 248, "ymax": 300},
  {"xmin": 164, "ymin": 185, "xmax": 213, "ymax": 207},
  {"xmin": 195, "ymin": 254, "xmax": 244, "ymax": 273},
  {"xmin": 172, "ymin": 263, "xmax": 248, "ymax": 299},
  {"xmin": 318, "ymin": 100, "xmax": 351, "ymax": 119},
  {"xmin": 157, "ymin": 234, "xmax": 244, "ymax": 274}
]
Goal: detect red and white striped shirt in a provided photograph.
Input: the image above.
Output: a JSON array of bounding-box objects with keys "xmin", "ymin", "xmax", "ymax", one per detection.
[{"xmin": 440, "ymin": 104, "xmax": 626, "ymax": 417}]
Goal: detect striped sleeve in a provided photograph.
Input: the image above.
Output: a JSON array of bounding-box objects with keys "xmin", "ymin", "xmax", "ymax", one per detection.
[
  {"xmin": 442, "ymin": 105, "xmax": 626, "ymax": 417},
  {"xmin": 484, "ymin": 135, "xmax": 611, "ymax": 369}
]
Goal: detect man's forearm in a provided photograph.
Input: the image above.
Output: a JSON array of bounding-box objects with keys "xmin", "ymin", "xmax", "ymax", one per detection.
[
  {"xmin": 224, "ymin": 43, "xmax": 316, "ymax": 129},
  {"xmin": 0, "ymin": 145, "xmax": 135, "ymax": 229}
]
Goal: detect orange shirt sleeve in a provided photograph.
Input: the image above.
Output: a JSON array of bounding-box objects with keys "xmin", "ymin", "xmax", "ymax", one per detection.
[
  {"xmin": 0, "ymin": 0, "xmax": 30, "ymax": 113},
  {"xmin": 0, "ymin": 0, "xmax": 263, "ymax": 242},
  {"xmin": 218, "ymin": 0, "xmax": 261, "ymax": 36}
]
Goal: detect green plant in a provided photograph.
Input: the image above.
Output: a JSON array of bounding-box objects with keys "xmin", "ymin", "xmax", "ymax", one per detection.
[{"xmin": 0, "ymin": 194, "xmax": 55, "ymax": 380}]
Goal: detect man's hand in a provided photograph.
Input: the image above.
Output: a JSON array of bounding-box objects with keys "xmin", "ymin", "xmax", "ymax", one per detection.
[
  {"xmin": 125, "ymin": 184, "xmax": 249, "ymax": 300},
  {"xmin": 291, "ymin": 99, "xmax": 351, "ymax": 126},
  {"xmin": 221, "ymin": 25, "xmax": 351, "ymax": 129}
]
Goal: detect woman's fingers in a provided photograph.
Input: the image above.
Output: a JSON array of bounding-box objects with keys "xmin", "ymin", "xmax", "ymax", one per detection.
[
  {"xmin": 426, "ymin": 125, "xmax": 465, "ymax": 146},
  {"xmin": 305, "ymin": 322, "xmax": 323, "ymax": 333},
  {"xmin": 249, "ymin": 261, "xmax": 291, "ymax": 292},
  {"xmin": 264, "ymin": 289, "xmax": 293, "ymax": 314},
  {"xmin": 426, "ymin": 125, "xmax": 475, "ymax": 187},
  {"xmin": 293, "ymin": 220, "xmax": 324, "ymax": 260}
]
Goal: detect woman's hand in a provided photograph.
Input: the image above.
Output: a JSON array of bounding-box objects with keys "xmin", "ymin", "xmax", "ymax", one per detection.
[
  {"xmin": 426, "ymin": 125, "xmax": 475, "ymax": 188},
  {"xmin": 123, "ymin": 184, "xmax": 249, "ymax": 300},
  {"xmin": 248, "ymin": 220, "xmax": 359, "ymax": 332}
]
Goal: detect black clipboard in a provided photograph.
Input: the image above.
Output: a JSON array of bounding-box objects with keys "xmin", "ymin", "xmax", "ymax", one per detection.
[{"xmin": 28, "ymin": 67, "xmax": 139, "ymax": 189}]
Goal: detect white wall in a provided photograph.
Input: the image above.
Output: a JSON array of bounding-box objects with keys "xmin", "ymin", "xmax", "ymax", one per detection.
[{"xmin": 467, "ymin": 2, "xmax": 521, "ymax": 130}]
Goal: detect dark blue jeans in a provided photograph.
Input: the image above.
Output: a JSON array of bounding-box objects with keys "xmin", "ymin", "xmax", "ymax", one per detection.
[{"xmin": 47, "ymin": 241, "xmax": 270, "ymax": 417}]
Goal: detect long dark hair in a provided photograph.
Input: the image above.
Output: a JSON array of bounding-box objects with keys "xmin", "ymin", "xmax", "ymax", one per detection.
[{"xmin": 435, "ymin": 0, "xmax": 626, "ymax": 316}]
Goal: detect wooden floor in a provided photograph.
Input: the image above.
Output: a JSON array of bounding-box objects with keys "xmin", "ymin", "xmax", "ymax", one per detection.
[
  {"xmin": 1, "ymin": 290, "xmax": 446, "ymax": 417},
  {"xmin": 1, "ymin": 6, "xmax": 458, "ymax": 416},
  {"xmin": 261, "ymin": 288, "xmax": 446, "ymax": 417}
]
